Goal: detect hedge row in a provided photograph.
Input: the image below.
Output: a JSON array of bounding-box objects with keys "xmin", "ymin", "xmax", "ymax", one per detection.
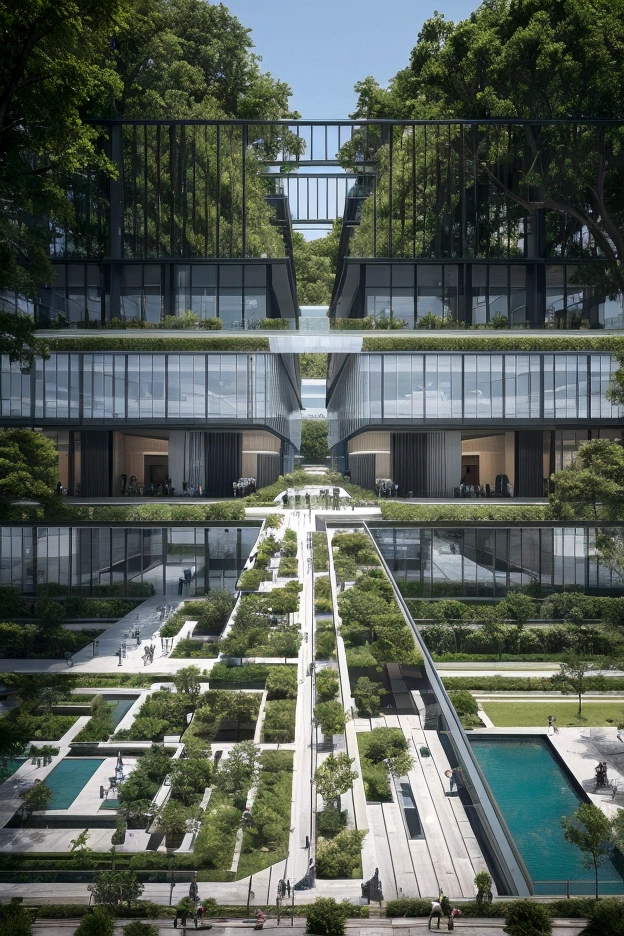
[
  {"xmin": 362, "ymin": 334, "xmax": 624, "ymax": 352},
  {"xmin": 63, "ymin": 503, "xmax": 247, "ymax": 522},
  {"xmin": 385, "ymin": 896, "xmax": 610, "ymax": 919},
  {"xmin": 43, "ymin": 336, "xmax": 270, "ymax": 352},
  {"xmin": 442, "ymin": 675, "xmax": 624, "ymax": 691},
  {"xmin": 379, "ymin": 503, "xmax": 549, "ymax": 522}
]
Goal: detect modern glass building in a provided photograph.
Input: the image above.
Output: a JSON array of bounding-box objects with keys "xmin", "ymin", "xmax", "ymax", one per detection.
[
  {"xmin": 0, "ymin": 348, "xmax": 301, "ymax": 495},
  {"xmin": 0, "ymin": 524, "xmax": 259, "ymax": 596},
  {"xmin": 2, "ymin": 119, "xmax": 624, "ymax": 499},
  {"xmin": 370, "ymin": 524, "xmax": 624, "ymax": 598},
  {"xmin": 327, "ymin": 349, "xmax": 623, "ymax": 495}
]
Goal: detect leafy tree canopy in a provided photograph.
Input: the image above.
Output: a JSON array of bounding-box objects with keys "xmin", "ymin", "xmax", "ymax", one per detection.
[
  {"xmin": 299, "ymin": 420, "xmax": 330, "ymax": 461},
  {"xmin": 0, "ymin": 429, "xmax": 60, "ymax": 517},
  {"xmin": 314, "ymin": 752, "xmax": 358, "ymax": 807},
  {"xmin": 352, "ymin": 1, "xmax": 624, "ymax": 121},
  {"xmin": 548, "ymin": 439, "xmax": 624, "ymax": 575},
  {"xmin": 0, "ymin": 0, "xmax": 295, "ymax": 304}
]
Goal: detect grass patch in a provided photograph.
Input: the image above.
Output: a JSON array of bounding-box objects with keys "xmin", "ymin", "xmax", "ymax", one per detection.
[{"xmin": 482, "ymin": 700, "xmax": 624, "ymax": 728}]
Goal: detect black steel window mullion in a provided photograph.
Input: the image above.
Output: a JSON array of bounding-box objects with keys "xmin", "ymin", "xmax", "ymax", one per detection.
[
  {"xmin": 241, "ymin": 123, "xmax": 247, "ymax": 257},
  {"xmin": 180, "ymin": 125, "xmax": 187, "ymax": 255},
  {"xmin": 461, "ymin": 353, "xmax": 465, "ymax": 423},
  {"xmin": 169, "ymin": 125, "xmax": 176, "ymax": 257},
  {"xmin": 164, "ymin": 353, "xmax": 169, "ymax": 420},
  {"xmin": 204, "ymin": 125, "xmax": 210, "ymax": 255},
  {"xmin": 79, "ymin": 355, "xmax": 84, "ymax": 423},
  {"xmin": 132, "ymin": 125, "xmax": 139, "ymax": 257},
  {"xmin": 422, "ymin": 125, "xmax": 428, "ymax": 256},
  {"xmin": 412, "ymin": 127, "xmax": 417, "ymax": 258},
  {"xmin": 388, "ymin": 129, "xmax": 393, "ymax": 258},
  {"xmin": 217, "ymin": 125, "xmax": 223, "ymax": 256},
  {"xmin": 192, "ymin": 127, "xmax": 197, "ymax": 249},
  {"xmin": 204, "ymin": 351, "xmax": 209, "ymax": 420},
  {"xmin": 539, "ymin": 355, "xmax": 544, "ymax": 420},
  {"xmin": 143, "ymin": 125, "xmax": 149, "ymax": 257},
  {"xmin": 155, "ymin": 125, "xmax": 161, "ymax": 255}
]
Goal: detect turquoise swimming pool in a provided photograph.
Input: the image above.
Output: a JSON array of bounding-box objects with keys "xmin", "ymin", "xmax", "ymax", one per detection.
[
  {"xmin": 45, "ymin": 758, "xmax": 105, "ymax": 810},
  {"xmin": 110, "ymin": 699, "xmax": 134, "ymax": 728},
  {"xmin": 470, "ymin": 737, "xmax": 624, "ymax": 895}
]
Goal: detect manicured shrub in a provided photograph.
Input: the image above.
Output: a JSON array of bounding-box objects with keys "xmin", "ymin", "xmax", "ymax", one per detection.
[
  {"xmin": 504, "ymin": 900, "xmax": 552, "ymax": 936},
  {"xmin": 579, "ymin": 898, "xmax": 624, "ymax": 935},
  {"xmin": 315, "ymin": 829, "xmax": 366, "ymax": 879},
  {"xmin": 316, "ymin": 807, "xmax": 347, "ymax": 838},
  {"xmin": 305, "ymin": 898, "xmax": 350, "ymax": 936}
]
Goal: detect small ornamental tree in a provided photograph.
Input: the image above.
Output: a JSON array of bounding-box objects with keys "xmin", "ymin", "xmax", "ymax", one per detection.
[
  {"xmin": 314, "ymin": 700, "xmax": 347, "ymax": 736},
  {"xmin": 353, "ymin": 676, "xmax": 382, "ymax": 716},
  {"xmin": 0, "ymin": 904, "xmax": 33, "ymax": 936},
  {"xmin": 314, "ymin": 753, "xmax": 358, "ymax": 809},
  {"xmin": 305, "ymin": 897, "xmax": 349, "ymax": 936},
  {"xmin": 88, "ymin": 870, "xmax": 144, "ymax": 910},
  {"xmin": 580, "ymin": 898, "xmax": 624, "ymax": 936},
  {"xmin": 173, "ymin": 666, "xmax": 202, "ymax": 704},
  {"xmin": 123, "ymin": 922, "xmax": 159, "ymax": 936},
  {"xmin": 551, "ymin": 655, "xmax": 602, "ymax": 718},
  {"xmin": 561, "ymin": 803, "xmax": 615, "ymax": 899},
  {"xmin": 20, "ymin": 781, "xmax": 53, "ymax": 815},
  {"xmin": 447, "ymin": 689, "xmax": 479, "ymax": 717},
  {"xmin": 74, "ymin": 908, "xmax": 115, "ymax": 936}
]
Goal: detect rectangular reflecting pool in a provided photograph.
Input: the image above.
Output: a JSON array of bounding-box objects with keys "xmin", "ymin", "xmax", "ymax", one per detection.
[
  {"xmin": 470, "ymin": 737, "xmax": 624, "ymax": 895},
  {"xmin": 45, "ymin": 758, "xmax": 105, "ymax": 810}
]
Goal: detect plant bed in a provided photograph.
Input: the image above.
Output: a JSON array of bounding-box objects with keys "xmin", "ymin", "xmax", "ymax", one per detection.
[
  {"xmin": 237, "ymin": 750, "xmax": 293, "ymax": 878},
  {"xmin": 114, "ymin": 690, "xmax": 194, "ymax": 741},
  {"xmin": 170, "ymin": 639, "xmax": 220, "ymax": 659},
  {"xmin": 262, "ymin": 699, "xmax": 296, "ymax": 742}
]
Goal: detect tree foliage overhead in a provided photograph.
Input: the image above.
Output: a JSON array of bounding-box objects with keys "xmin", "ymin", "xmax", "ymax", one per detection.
[
  {"xmin": 0, "ymin": 0, "xmax": 296, "ymax": 301},
  {"xmin": 0, "ymin": 0, "xmax": 125, "ymax": 297},
  {"xmin": 345, "ymin": 1, "xmax": 624, "ymax": 291},
  {"xmin": 352, "ymin": 1, "xmax": 624, "ymax": 122},
  {"xmin": 548, "ymin": 439, "xmax": 624, "ymax": 576}
]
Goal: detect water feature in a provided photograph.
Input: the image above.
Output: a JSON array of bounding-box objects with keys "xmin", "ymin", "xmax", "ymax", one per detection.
[
  {"xmin": 470, "ymin": 736, "xmax": 624, "ymax": 894},
  {"xmin": 44, "ymin": 758, "xmax": 105, "ymax": 810}
]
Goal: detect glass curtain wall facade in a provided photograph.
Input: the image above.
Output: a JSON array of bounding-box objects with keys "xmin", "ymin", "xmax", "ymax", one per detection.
[
  {"xmin": 370, "ymin": 526, "xmax": 624, "ymax": 597},
  {"xmin": 335, "ymin": 261, "xmax": 624, "ymax": 329},
  {"xmin": 0, "ymin": 525, "xmax": 260, "ymax": 596},
  {"xmin": 1, "ymin": 351, "xmax": 301, "ymax": 443},
  {"xmin": 328, "ymin": 351, "xmax": 622, "ymax": 446}
]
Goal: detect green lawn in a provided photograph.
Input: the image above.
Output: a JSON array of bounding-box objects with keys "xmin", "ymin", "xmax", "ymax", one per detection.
[{"xmin": 481, "ymin": 700, "xmax": 624, "ymax": 728}]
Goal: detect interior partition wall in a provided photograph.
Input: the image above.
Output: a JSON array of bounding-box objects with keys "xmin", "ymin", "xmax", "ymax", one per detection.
[{"xmin": 0, "ymin": 525, "xmax": 260, "ymax": 596}]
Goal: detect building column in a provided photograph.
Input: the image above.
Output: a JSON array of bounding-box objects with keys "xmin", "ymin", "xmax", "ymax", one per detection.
[
  {"xmin": 514, "ymin": 430, "xmax": 544, "ymax": 497},
  {"xmin": 168, "ymin": 430, "xmax": 187, "ymax": 493}
]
